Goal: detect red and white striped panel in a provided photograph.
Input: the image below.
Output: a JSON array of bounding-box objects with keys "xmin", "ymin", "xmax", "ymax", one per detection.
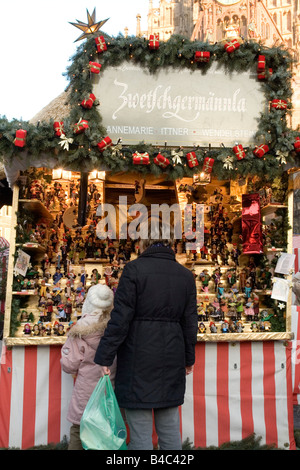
[
  {"xmin": 181, "ymin": 342, "xmax": 295, "ymax": 450},
  {"xmin": 0, "ymin": 345, "xmax": 73, "ymax": 449},
  {"xmin": 0, "ymin": 342, "xmax": 296, "ymax": 450}
]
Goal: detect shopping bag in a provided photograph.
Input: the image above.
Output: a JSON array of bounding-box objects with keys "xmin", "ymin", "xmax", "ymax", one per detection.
[{"xmin": 80, "ymin": 375, "xmax": 127, "ymax": 450}]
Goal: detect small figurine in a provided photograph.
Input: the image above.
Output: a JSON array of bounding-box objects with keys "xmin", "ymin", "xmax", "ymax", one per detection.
[
  {"xmin": 199, "ymin": 269, "xmax": 211, "ymax": 293},
  {"xmin": 209, "ymin": 321, "xmax": 218, "ymax": 333},
  {"xmin": 244, "ymin": 300, "xmax": 255, "ymax": 321},
  {"xmin": 251, "ymin": 322, "xmax": 259, "ymax": 332},
  {"xmin": 23, "ymin": 323, "xmax": 31, "ymax": 335},
  {"xmin": 235, "ymin": 320, "xmax": 244, "ymax": 333},
  {"xmin": 198, "ymin": 322, "xmax": 206, "ymax": 334},
  {"xmin": 56, "ymin": 323, "xmax": 65, "ymax": 336},
  {"xmin": 32, "ymin": 324, "xmax": 40, "ymax": 336},
  {"xmin": 197, "ymin": 302, "xmax": 205, "ymax": 321},
  {"xmin": 244, "ymin": 281, "xmax": 252, "ymax": 300},
  {"xmin": 57, "ymin": 302, "xmax": 66, "ymax": 322},
  {"xmin": 221, "ymin": 321, "xmax": 229, "ymax": 333},
  {"xmin": 53, "ymin": 268, "xmax": 63, "ymax": 285}
]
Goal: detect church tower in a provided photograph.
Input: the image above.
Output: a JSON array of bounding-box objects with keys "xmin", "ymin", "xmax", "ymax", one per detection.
[{"xmin": 147, "ymin": 0, "xmax": 195, "ymax": 41}]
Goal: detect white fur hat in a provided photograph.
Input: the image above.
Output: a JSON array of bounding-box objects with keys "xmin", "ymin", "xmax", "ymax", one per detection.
[{"xmin": 81, "ymin": 284, "xmax": 114, "ymax": 316}]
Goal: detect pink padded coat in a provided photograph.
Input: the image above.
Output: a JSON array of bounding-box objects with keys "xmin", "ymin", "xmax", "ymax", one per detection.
[{"xmin": 61, "ymin": 316, "xmax": 116, "ymax": 425}]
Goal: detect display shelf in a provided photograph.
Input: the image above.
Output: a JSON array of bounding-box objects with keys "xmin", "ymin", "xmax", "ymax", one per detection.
[
  {"xmin": 12, "ymin": 290, "xmax": 38, "ymax": 296},
  {"xmin": 197, "ymin": 331, "xmax": 294, "ymax": 342},
  {"xmin": 19, "ymin": 199, "xmax": 54, "ymax": 221},
  {"xmin": 261, "ymin": 203, "xmax": 287, "ymax": 217},
  {"xmin": 4, "ymin": 336, "xmax": 67, "ymax": 346},
  {"xmin": 16, "ymin": 242, "xmax": 47, "ymax": 254}
]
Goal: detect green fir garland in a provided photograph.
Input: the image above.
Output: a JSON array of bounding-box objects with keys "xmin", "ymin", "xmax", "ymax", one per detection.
[{"xmin": 0, "ymin": 34, "xmax": 298, "ymax": 181}]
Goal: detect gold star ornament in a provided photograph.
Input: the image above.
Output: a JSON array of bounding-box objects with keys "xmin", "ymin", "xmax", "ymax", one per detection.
[{"xmin": 69, "ymin": 8, "xmax": 109, "ymax": 42}]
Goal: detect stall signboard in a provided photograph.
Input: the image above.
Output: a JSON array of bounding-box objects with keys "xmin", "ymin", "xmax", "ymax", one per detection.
[{"xmin": 93, "ymin": 62, "xmax": 265, "ymax": 147}]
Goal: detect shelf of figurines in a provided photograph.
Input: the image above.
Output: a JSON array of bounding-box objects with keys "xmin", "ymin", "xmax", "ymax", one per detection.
[{"xmin": 4, "ymin": 169, "xmax": 293, "ymax": 345}]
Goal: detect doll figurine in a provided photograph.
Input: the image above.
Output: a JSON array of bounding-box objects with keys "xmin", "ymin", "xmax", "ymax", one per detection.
[
  {"xmin": 236, "ymin": 297, "xmax": 244, "ymax": 320},
  {"xmin": 53, "ymin": 268, "xmax": 63, "ymax": 285},
  {"xmin": 244, "ymin": 300, "xmax": 255, "ymax": 321},
  {"xmin": 199, "ymin": 269, "xmax": 211, "ymax": 292},
  {"xmin": 57, "ymin": 302, "xmax": 66, "ymax": 322},
  {"xmin": 65, "ymin": 299, "xmax": 73, "ymax": 322},
  {"xmin": 235, "ymin": 320, "xmax": 244, "ymax": 333},
  {"xmin": 198, "ymin": 322, "xmax": 206, "ymax": 334},
  {"xmin": 23, "ymin": 323, "xmax": 31, "ymax": 335},
  {"xmin": 217, "ymin": 282, "xmax": 225, "ymax": 300},
  {"xmin": 209, "ymin": 321, "xmax": 217, "ymax": 333},
  {"xmin": 197, "ymin": 302, "xmax": 206, "ymax": 322},
  {"xmin": 39, "ymin": 279, "xmax": 48, "ymax": 298},
  {"xmin": 32, "ymin": 324, "xmax": 40, "ymax": 336},
  {"xmin": 253, "ymin": 295, "xmax": 260, "ymax": 320},
  {"xmin": 212, "ymin": 268, "xmax": 221, "ymax": 292},
  {"xmin": 211, "ymin": 298, "xmax": 221, "ymax": 321},
  {"xmin": 46, "ymin": 299, "xmax": 53, "ymax": 321},
  {"xmin": 244, "ymin": 281, "xmax": 252, "ymax": 300},
  {"xmin": 45, "ymin": 322, "xmax": 52, "ymax": 336},
  {"xmin": 251, "ymin": 322, "xmax": 259, "ymax": 332},
  {"xmin": 56, "ymin": 323, "xmax": 65, "ymax": 336},
  {"xmin": 221, "ymin": 321, "xmax": 229, "ymax": 333}
]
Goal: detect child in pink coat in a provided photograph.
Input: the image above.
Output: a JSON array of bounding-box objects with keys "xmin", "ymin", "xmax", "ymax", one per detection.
[{"xmin": 61, "ymin": 283, "xmax": 116, "ymax": 450}]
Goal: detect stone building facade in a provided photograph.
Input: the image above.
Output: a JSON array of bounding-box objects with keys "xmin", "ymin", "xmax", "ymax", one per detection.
[{"xmin": 138, "ymin": 0, "xmax": 300, "ymax": 126}]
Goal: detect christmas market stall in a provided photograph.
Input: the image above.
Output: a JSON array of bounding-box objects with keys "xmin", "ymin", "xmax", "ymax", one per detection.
[{"xmin": 0, "ymin": 21, "xmax": 299, "ymax": 448}]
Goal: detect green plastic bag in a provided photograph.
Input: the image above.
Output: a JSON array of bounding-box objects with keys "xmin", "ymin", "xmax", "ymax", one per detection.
[{"xmin": 80, "ymin": 375, "xmax": 127, "ymax": 450}]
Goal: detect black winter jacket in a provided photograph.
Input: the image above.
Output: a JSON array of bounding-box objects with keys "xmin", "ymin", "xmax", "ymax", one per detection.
[{"xmin": 94, "ymin": 246, "xmax": 198, "ymax": 409}]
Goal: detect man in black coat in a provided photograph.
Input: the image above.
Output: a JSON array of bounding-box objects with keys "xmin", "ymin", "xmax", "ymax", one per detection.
[{"xmin": 94, "ymin": 231, "xmax": 198, "ymax": 450}]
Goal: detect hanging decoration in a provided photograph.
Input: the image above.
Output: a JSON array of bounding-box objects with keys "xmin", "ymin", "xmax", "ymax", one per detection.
[
  {"xmin": 202, "ymin": 157, "xmax": 214, "ymax": 173},
  {"xmin": 257, "ymin": 55, "xmax": 266, "ymax": 71},
  {"xmin": 97, "ymin": 136, "xmax": 112, "ymax": 151},
  {"xmin": 194, "ymin": 51, "xmax": 210, "ymax": 62},
  {"xmin": 224, "ymin": 39, "xmax": 240, "ymax": 53},
  {"xmin": 58, "ymin": 134, "xmax": 74, "ymax": 151},
  {"xmin": 133, "ymin": 152, "xmax": 150, "ymax": 165},
  {"xmin": 171, "ymin": 149, "xmax": 183, "ymax": 165},
  {"xmin": 69, "ymin": 8, "xmax": 109, "ymax": 42},
  {"xmin": 89, "ymin": 61, "xmax": 102, "ymax": 74},
  {"xmin": 294, "ymin": 137, "xmax": 300, "ymax": 153},
  {"xmin": 95, "ymin": 35, "xmax": 108, "ymax": 53},
  {"xmin": 233, "ymin": 144, "xmax": 246, "ymax": 160},
  {"xmin": 13, "ymin": 129, "xmax": 27, "ymax": 148},
  {"xmin": 223, "ymin": 155, "xmax": 235, "ymax": 170},
  {"xmin": 149, "ymin": 34, "xmax": 159, "ymax": 50},
  {"xmin": 81, "ymin": 93, "xmax": 97, "ymax": 109},
  {"xmin": 271, "ymin": 99, "xmax": 288, "ymax": 110},
  {"xmin": 257, "ymin": 68, "xmax": 273, "ymax": 80},
  {"xmin": 186, "ymin": 151, "xmax": 199, "ymax": 168},
  {"xmin": 73, "ymin": 118, "xmax": 89, "ymax": 134},
  {"xmin": 241, "ymin": 193, "xmax": 263, "ymax": 254},
  {"xmin": 154, "ymin": 153, "xmax": 170, "ymax": 168},
  {"xmin": 53, "ymin": 121, "xmax": 64, "ymax": 137},
  {"xmin": 253, "ymin": 144, "xmax": 269, "ymax": 158}
]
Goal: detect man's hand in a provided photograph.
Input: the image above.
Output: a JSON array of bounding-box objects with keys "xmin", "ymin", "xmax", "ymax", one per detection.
[
  {"xmin": 185, "ymin": 365, "xmax": 194, "ymax": 375},
  {"xmin": 102, "ymin": 366, "xmax": 111, "ymax": 376}
]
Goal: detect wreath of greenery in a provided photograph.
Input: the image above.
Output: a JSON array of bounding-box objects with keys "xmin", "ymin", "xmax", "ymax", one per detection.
[{"xmin": 0, "ymin": 33, "xmax": 298, "ymax": 181}]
